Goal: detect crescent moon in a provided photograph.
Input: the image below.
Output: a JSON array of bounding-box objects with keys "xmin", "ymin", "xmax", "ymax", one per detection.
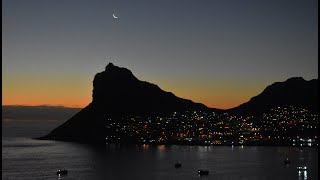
[{"xmin": 112, "ymin": 13, "xmax": 118, "ymax": 19}]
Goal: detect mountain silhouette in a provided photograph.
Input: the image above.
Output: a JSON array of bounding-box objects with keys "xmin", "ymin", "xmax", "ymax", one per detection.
[
  {"xmin": 37, "ymin": 64, "xmax": 318, "ymax": 145},
  {"xmin": 38, "ymin": 63, "xmax": 214, "ymax": 144},
  {"xmin": 229, "ymin": 77, "xmax": 318, "ymax": 115},
  {"xmin": 92, "ymin": 63, "xmax": 212, "ymax": 114}
]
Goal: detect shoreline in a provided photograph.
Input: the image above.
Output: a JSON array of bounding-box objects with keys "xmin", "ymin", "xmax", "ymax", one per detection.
[{"xmin": 33, "ymin": 137, "xmax": 318, "ymax": 148}]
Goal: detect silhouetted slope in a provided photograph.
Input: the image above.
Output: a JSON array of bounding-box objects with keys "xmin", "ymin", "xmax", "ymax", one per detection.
[
  {"xmin": 39, "ymin": 103, "xmax": 108, "ymax": 144},
  {"xmin": 92, "ymin": 63, "xmax": 211, "ymax": 114},
  {"xmin": 229, "ymin": 77, "xmax": 318, "ymax": 115},
  {"xmin": 39, "ymin": 63, "xmax": 213, "ymax": 143}
]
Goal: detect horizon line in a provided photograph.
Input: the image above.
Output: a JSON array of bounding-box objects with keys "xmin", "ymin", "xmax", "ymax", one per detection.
[{"xmin": 2, "ymin": 103, "xmax": 230, "ymax": 110}]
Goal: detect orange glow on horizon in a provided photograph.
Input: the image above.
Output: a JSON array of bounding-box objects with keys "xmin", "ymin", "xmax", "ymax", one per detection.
[
  {"xmin": 3, "ymin": 74, "xmax": 261, "ymax": 110},
  {"xmin": 2, "ymin": 103, "xmax": 86, "ymax": 108},
  {"xmin": 2, "ymin": 84, "xmax": 252, "ymax": 109},
  {"xmin": 2, "ymin": 98, "xmax": 245, "ymax": 110}
]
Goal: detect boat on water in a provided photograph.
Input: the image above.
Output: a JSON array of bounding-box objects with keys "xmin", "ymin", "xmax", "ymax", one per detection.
[
  {"xmin": 174, "ymin": 162, "xmax": 182, "ymax": 168},
  {"xmin": 297, "ymin": 166, "xmax": 307, "ymax": 171},
  {"xmin": 57, "ymin": 169, "xmax": 68, "ymax": 175},
  {"xmin": 198, "ymin": 170, "xmax": 209, "ymax": 175},
  {"xmin": 284, "ymin": 157, "xmax": 291, "ymax": 165}
]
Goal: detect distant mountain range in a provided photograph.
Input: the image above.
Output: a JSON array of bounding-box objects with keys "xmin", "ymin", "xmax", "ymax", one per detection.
[
  {"xmin": 38, "ymin": 63, "xmax": 318, "ymax": 144},
  {"xmin": 2, "ymin": 105, "xmax": 81, "ymax": 121}
]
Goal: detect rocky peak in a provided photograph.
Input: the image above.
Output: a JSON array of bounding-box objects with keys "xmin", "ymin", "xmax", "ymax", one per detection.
[
  {"xmin": 105, "ymin": 62, "xmax": 116, "ymax": 70},
  {"xmin": 95, "ymin": 63, "xmax": 138, "ymax": 82}
]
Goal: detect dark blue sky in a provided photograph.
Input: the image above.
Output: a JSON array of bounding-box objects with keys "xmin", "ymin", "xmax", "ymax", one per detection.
[{"xmin": 3, "ymin": 0, "xmax": 318, "ymax": 109}]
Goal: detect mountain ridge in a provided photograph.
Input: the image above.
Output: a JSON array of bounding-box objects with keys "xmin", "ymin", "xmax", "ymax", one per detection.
[
  {"xmin": 38, "ymin": 63, "xmax": 216, "ymax": 144},
  {"xmin": 91, "ymin": 63, "xmax": 214, "ymax": 114},
  {"xmin": 37, "ymin": 63, "xmax": 318, "ymax": 145},
  {"xmin": 228, "ymin": 77, "xmax": 318, "ymax": 115}
]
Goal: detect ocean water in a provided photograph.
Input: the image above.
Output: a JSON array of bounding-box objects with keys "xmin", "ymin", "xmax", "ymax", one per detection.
[{"xmin": 2, "ymin": 120, "xmax": 318, "ymax": 180}]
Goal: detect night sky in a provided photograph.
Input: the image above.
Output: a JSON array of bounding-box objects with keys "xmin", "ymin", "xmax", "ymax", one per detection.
[{"xmin": 3, "ymin": 0, "xmax": 318, "ymax": 109}]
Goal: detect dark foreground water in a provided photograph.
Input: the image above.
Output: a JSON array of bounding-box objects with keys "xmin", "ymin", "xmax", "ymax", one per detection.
[
  {"xmin": 2, "ymin": 137, "xmax": 318, "ymax": 180},
  {"xmin": 2, "ymin": 119, "xmax": 318, "ymax": 180}
]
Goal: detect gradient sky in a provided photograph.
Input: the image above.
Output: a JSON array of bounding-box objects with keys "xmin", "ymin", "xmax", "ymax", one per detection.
[{"xmin": 2, "ymin": 0, "xmax": 318, "ymax": 109}]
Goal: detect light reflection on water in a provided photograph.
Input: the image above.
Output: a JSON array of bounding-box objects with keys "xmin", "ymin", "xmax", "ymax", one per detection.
[
  {"xmin": 2, "ymin": 138, "xmax": 318, "ymax": 180},
  {"xmin": 142, "ymin": 144, "xmax": 150, "ymax": 150},
  {"xmin": 298, "ymin": 170, "xmax": 308, "ymax": 180},
  {"xmin": 157, "ymin": 144, "xmax": 166, "ymax": 152}
]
